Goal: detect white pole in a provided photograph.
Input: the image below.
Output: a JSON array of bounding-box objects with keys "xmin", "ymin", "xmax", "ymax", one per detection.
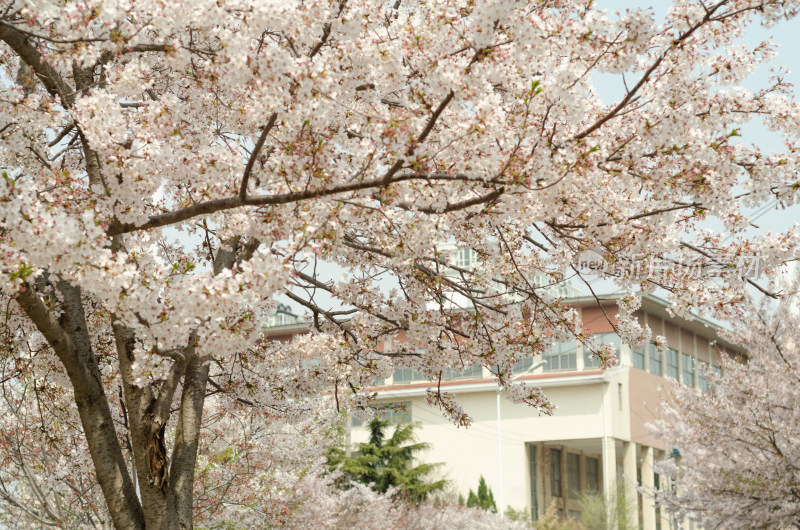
[{"xmin": 497, "ymin": 389, "xmax": 504, "ymax": 518}]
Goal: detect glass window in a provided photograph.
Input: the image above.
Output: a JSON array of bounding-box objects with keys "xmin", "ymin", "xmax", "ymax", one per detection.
[
  {"xmin": 514, "ymin": 357, "xmax": 534, "ymax": 374},
  {"xmin": 352, "ymin": 401, "xmax": 411, "ymax": 427},
  {"xmin": 585, "ymin": 457, "xmax": 599, "ymax": 492},
  {"xmin": 681, "ymin": 353, "xmax": 694, "ymax": 387},
  {"xmin": 544, "ymin": 342, "xmax": 577, "ymax": 372},
  {"xmin": 444, "ymin": 363, "xmax": 483, "ymax": 380},
  {"xmin": 632, "ymin": 348, "xmax": 645, "ymax": 370},
  {"xmin": 529, "ymin": 445, "xmax": 538, "ymax": 521},
  {"xmin": 698, "ymin": 370, "xmax": 708, "ymax": 392},
  {"xmin": 454, "ymin": 247, "xmax": 474, "ymax": 268},
  {"xmin": 393, "ymin": 367, "xmax": 426, "ymax": 384},
  {"xmin": 567, "ymin": 453, "xmax": 580, "ymax": 499},
  {"xmin": 550, "ymin": 448, "xmax": 562, "ymax": 497},
  {"xmin": 648, "ymin": 344, "xmax": 662, "ymax": 376},
  {"xmin": 666, "ymin": 348, "xmax": 679, "ymax": 380},
  {"xmin": 584, "ymin": 332, "xmax": 620, "ymax": 368}
]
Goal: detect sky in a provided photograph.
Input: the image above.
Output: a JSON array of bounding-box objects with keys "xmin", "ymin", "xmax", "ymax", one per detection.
[{"xmin": 594, "ymin": 0, "xmax": 800, "ymax": 237}]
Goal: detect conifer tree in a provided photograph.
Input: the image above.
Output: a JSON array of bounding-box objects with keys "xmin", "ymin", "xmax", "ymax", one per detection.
[
  {"xmin": 329, "ymin": 418, "xmax": 446, "ymax": 503},
  {"xmin": 466, "ymin": 476, "xmax": 497, "ymax": 514}
]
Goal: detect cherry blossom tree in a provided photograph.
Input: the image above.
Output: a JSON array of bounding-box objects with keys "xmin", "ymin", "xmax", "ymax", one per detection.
[
  {"xmin": 0, "ymin": 0, "xmax": 799, "ymax": 527},
  {"xmin": 651, "ymin": 288, "xmax": 800, "ymax": 529}
]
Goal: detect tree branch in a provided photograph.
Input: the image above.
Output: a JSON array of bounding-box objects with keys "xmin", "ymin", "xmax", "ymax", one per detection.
[
  {"xmin": 573, "ymin": 1, "xmax": 725, "ymax": 140},
  {"xmin": 108, "ymin": 173, "xmax": 472, "ymax": 235},
  {"xmin": 239, "ymin": 112, "xmax": 278, "ymax": 200},
  {"xmin": 0, "ymin": 23, "xmax": 75, "ymax": 105}
]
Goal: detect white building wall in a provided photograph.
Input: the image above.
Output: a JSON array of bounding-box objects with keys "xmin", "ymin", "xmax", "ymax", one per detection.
[{"xmin": 351, "ymin": 375, "xmax": 619, "ymax": 512}]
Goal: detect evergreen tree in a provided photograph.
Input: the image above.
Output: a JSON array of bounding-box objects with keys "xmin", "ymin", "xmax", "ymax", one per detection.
[
  {"xmin": 465, "ymin": 476, "xmax": 497, "ymax": 513},
  {"xmin": 329, "ymin": 418, "xmax": 446, "ymax": 503}
]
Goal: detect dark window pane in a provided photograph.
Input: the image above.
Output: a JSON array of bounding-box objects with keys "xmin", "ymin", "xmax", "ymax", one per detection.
[
  {"xmin": 633, "ymin": 348, "xmax": 645, "ymax": 369},
  {"xmin": 698, "ymin": 370, "xmax": 708, "ymax": 392},
  {"xmin": 649, "ymin": 344, "xmax": 662, "ymax": 376},
  {"xmin": 567, "ymin": 453, "xmax": 580, "ymax": 499},
  {"xmin": 666, "ymin": 348, "xmax": 679, "ymax": 380},
  {"xmin": 681, "ymin": 353, "xmax": 694, "ymax": 386},
  {"xmin": 550, "ymin": 449, "xmax": 562, "ymax": 497},
  {"xmin": 585, "ymin": 457, "xmax": 599, "ymax": 492}
]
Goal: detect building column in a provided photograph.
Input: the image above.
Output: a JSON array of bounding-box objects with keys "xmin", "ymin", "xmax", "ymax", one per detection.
[
  {"xmin": 601, "ymin": 436, "xmax": 617, "ymax": 504},
  {"xmin": 641, "ymin": 445, "xmax": 657, "ymax": 530},
  {"xmin": 622, "ymin": 441, "xmax": 639, "ymax": 526}
]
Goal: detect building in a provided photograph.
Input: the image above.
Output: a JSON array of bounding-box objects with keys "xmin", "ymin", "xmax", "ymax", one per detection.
[{"xmin": 348, "ymin": 293, "xmax": 737, "ymax": 528}]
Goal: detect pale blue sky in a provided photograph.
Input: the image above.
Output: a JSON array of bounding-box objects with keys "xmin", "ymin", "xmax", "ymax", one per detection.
[{"xmin": 594, "ymin": 0, "xmax": 800, "ymax": 240}]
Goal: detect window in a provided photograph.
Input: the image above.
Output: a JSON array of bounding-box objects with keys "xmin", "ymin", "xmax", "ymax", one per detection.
[
  {"xmin": 585, "ymin": 457, "xmax": 599, "ymax": 492},
  {"xmin": 567, "ymin": 453, "xmax": 580, "ymax": 499},
  {"xmin": 529, "ymin": 445, "xmax": 538, "ymax": 521},
  {"xmin": 514, "ymin": 357, "xmax": 535, "ymax": 374},
  {"xmin": 268, "ymin": 303, "xmax": 299, "ymax": 327},
  {"xmin": 393, "ymin": 367, "xmax": 426, "ymax": 383},
  {"xmin": 352, "ymin": 401, "xmax": 411, "ymax": 427},
  {"xmin": 584, "ymin": 333, "xmax": 620, "ymax": 368},
  {"xmin": 666, "ymin": 348, "xmax": 679, "ymax": 380},
  {"xmin": 648, "ymin": 344, "xmax": 662, "ymax": 376},
  {"xmin": 454, "ymin": 247, "xmax": 474, "ymax": 268},
  {"xmin": 544, "ymin": 342, "xmax": 577, "ymax": 372},
  {"xmin": 632, "ymin": 348, "xmax": 645, "ymax": 370},
  {"xmin": 550, "ymin": 449, "xmax": 563, "ymax": 497},
  {"xmin": 444, "ymin": 363, "xmax": 483, "ymax": 380},
  {"xmin": 681, "ymin": 353, "xmax": 694, "ymax": 386},
  {"xmin": 698, "ymin": 369, "xmax": 709, "ymax": 392}
]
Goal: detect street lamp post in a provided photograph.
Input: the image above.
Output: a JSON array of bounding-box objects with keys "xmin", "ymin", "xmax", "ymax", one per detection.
[{"xmin": 496, "ymin": 359, "xmax": 547, "ymax": 518}]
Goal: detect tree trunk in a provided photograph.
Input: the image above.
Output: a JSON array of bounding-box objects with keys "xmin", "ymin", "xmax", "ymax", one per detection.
[
  {"xmin": 15, "ymin": 284, "xmax": 145, "ymax": 529},
  {"xmin": 164, "ymin": 353, "xmax": 209, "ymax": 529},
  {"xmin": 114, "ymin": 323, "xmax": 171, "ymax": 529}
]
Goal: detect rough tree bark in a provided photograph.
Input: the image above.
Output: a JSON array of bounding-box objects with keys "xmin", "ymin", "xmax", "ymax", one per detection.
[{"xmin": 15, "ymin": 284, "xmax": 145, "ymax": 529}]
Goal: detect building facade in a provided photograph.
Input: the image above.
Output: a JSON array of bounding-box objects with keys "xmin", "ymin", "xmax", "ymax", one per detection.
[{"xmin": 349, "ymin": 295, "xmax": 736, "ymax": 528}]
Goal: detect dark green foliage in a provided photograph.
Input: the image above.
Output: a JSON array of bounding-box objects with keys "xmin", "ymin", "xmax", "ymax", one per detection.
[
  {"xmin": 328, "ymin": 418, "xmax": 446, "ymax": 503},
  {"xmin": 465, "ymin": 476, "xmax": 496, "ymax": 513}
]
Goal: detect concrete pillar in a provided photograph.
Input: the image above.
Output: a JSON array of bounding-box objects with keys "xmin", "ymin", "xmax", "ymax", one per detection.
[
  {"xmin": 601, "ymin": 437, "xmax": 617, "ymax": 504},
  {"xmin": 641, "ymin": 446, "xmax": 657, "ymax": 530},
  {"xmin": 622, "ymin": 441, "xmax": 639, "ymax": 526}
]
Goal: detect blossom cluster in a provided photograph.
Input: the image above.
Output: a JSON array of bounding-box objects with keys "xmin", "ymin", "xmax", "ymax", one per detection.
[{"xmin": 0, "ymin": 0, "xmax": 798, "ymax": 524}]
